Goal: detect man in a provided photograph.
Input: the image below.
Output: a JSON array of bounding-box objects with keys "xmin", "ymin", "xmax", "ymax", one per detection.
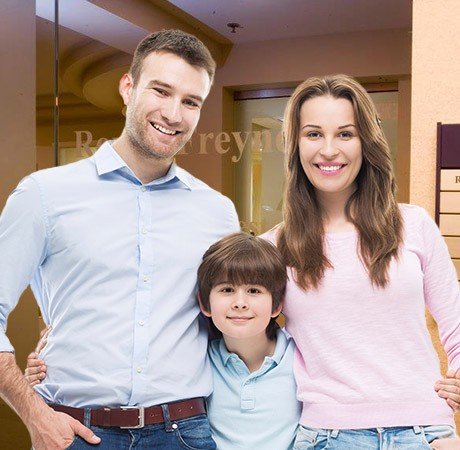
[{"xmin": 0, "ymin": 30, "xmax": 239, "ymax": 450}]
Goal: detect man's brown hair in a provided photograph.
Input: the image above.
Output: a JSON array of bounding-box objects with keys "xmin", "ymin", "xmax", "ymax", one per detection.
[
  {"xmin": 198, "ymin": 232, "xmax": 287, "ymax": 340},
  {"xmin": 129, "ymin": 29, "xmax": 216, "ymax": 85}
]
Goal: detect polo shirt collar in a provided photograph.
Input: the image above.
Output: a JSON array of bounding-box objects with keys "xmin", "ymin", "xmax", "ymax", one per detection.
[{"xmin": 219, "ymin": 329, "xmax": 289, "ymax": 368}]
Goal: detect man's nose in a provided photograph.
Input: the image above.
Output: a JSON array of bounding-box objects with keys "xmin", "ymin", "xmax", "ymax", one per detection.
[{"xmin": 161, "ymin": 98, "xmax": 182, "ymax": 124}]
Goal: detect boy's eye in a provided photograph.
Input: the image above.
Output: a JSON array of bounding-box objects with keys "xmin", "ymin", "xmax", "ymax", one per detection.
[
  {"xmin": 247, "ymin": 287, "xmax": 262, "ymax": 294},
  {"xmin": 220, "ymin": 286, "xmax": 234, "ymax": 293}
]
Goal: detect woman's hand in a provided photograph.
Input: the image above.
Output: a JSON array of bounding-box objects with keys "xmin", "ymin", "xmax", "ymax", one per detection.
[
  {"xmin": 434, "ymin": 368, "xmax": 460, "ymax": 412},
  {"xmin": 431, "ymin": 438, "xmax": 460, "ymax": 449},
  {"xmin": 24, "ymin": 326, "xmax": 51, "ymax": 386}
]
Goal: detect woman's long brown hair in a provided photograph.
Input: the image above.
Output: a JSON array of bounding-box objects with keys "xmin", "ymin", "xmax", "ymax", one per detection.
[{"xmin": 277, "ymin": 74, "xmax": 402, "ymax": 290}]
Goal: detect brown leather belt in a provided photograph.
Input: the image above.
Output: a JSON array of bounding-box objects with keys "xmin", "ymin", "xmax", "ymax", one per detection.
[{"xmin": 50, "ymin": 397, "xmax": 206, "ymax": 429}]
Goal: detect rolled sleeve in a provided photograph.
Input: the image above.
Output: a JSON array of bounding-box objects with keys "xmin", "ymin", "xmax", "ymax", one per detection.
[{"xmin": 0, "ymin": 176, "xmax": 47, "ymax": 352}]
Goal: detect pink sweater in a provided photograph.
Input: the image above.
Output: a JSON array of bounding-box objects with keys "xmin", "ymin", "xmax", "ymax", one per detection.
[{"xmin": 263, "ymin": 204, "xmax": 460, "ymax": 429}]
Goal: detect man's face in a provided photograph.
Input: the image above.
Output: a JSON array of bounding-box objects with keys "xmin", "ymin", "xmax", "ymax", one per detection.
[{"xmin": 120, "ymin": 51, "xmax": 211, "ymax": 161}]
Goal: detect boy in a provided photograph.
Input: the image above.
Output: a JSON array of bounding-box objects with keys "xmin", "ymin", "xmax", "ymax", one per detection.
[{"xmin": 197, "ymin": 232, "xmax": 301, "ymax": 449}]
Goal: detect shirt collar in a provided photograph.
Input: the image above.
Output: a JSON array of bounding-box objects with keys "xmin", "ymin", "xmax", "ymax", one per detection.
[
  {"xmin": 219, "ymin": 329, "xmax": 290, "ymax": 368},
  {"xmin": 93, "ymin": 141, "xmax": 194, "ymax": 190}
]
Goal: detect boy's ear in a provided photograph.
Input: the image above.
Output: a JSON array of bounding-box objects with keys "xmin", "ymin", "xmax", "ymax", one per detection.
[
  {"xmin": 198, "ymin": 293, "xmax": 212, "ymax": 317},
  {"xmin": 271, "ymin": 303, "xmax": 283, "ymax": 318}
]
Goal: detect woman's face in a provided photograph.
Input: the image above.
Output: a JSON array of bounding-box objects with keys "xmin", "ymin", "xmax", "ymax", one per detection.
[{"xmin": 298, "ymin": 95, "xmax": 362, "ymax": 201}]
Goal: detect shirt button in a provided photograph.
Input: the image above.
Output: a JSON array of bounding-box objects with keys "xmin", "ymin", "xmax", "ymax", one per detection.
[
  {"xmin": 136, "ymin": 367, "xmax": 142, "ymax": 373},
  {"xmin": 143, "ymin": 276, "xmax": 149, "ymax": 283},
  {"xmin": 141, "ymin": 228, "xmax": 147, "ymax": 235},
  {"xmin": 141, "ymin": 186, "xmax": 146, "ymax": 192},
  {"xmin": 138, "ymin": 320, "xmax": 145, "ymax": 326}
]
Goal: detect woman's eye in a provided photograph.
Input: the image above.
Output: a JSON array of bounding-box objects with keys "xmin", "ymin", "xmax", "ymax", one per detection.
[
  {"xmin": 306, "ymin": 131, "xmax": 321, "ymax": 139},
  {"xmin": 339, "ymin": 131, "xmax": 353, "ymax": 139}
]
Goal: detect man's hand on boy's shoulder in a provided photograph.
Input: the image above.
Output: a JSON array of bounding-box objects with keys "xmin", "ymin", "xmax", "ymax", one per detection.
[
  {"xmin": 25, "ymin": 325, "xmax": 50, "ymax": 386},
  {"xmin": 431, "ymin": 438, "xmax": 460, "ymax": 449}
]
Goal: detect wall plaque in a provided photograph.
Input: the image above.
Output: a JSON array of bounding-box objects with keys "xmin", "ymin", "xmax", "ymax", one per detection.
[{"xmin": 436, "ymin": 123, "xmax": 460, "ymax": 280}]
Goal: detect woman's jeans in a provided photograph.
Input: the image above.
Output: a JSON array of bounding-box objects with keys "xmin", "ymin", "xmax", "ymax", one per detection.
[
  {"xmin": 293, "ymin": 425, "xmax": 456, "ymax": 449},
  {"xmin": 64, "ymin": 414, "xmax": 216, "ymax": 450}
]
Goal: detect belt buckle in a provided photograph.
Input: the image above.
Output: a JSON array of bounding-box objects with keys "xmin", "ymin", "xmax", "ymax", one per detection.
[{"xmin": 120, "ymin": 406, "xmax": 145, "ymax": 429}]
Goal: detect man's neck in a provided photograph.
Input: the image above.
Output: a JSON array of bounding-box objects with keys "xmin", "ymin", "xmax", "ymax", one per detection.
[
  {"xmin": 112, "ymin": 135, "xmax": 173, "ymax": 184},
  {"xmin": 223, "ymin": 333, "xmax": 277, "ymax": 373}
]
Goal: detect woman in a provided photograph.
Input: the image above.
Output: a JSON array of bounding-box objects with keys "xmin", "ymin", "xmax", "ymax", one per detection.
[{"xmin": 264, "ymin": 74, "xmax": 460, "ymax": 449}]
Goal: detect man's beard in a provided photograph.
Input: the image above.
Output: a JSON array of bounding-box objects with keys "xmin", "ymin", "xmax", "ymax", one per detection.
[{"xmin": 124, "ymin": 114, "xmax": 187, "ymax": 161}]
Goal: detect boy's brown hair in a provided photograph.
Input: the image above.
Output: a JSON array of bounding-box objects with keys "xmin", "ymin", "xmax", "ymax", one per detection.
[
  {"xmin": 198, "ymin": 232, "xmax": 287, "ymax": 340},
  {"xmin": 129, "ymin": 29, "xmax": 216, "ymax": 85}
]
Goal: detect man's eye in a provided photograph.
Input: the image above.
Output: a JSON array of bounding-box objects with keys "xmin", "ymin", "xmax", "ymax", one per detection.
[
  {"xmin": 184, "ymin": 99, "xmax": 199, "ymax": 108},
  {"xmin": 154, "ymin": 88, "xmax": 167, "ymax": 96}
]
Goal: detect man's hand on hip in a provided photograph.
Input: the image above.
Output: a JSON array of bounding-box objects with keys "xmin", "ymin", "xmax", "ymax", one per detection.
[{"xmin": 28, "ymin": 404, "xmax": 100, "ymax": 450}]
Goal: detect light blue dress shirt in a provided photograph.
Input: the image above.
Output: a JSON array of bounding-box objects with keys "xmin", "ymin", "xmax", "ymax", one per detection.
[
  {"xmin": 0, "ymin": 142, "xmax": 239, "ymax": 407},
  {"xmin": 207, "ymin": 329, "xmax": 301, "ymax": 450}
]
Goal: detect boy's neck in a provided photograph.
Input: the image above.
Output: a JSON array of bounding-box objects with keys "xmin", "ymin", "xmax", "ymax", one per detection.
[{"xmin": 223, "ymin": 332, "xmax": 277, "ymax": 373}]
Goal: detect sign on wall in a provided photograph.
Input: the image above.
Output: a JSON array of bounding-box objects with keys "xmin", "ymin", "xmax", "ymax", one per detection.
[{"xmin": 436, "ymin": 123, "xmax": 460, "ymax": 280}]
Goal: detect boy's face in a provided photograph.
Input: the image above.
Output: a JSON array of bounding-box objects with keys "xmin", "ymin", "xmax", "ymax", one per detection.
[{"xmin": 201, "ymin": 284, "xmax": 281, "ymax": 340}]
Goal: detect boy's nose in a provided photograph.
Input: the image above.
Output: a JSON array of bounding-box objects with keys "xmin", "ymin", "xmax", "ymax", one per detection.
[
  {"xmin": 232, "ymin": 303, "xmax": 248, "ymax": 310},
  {"xmin": 232, "ymin": 293, "xmax": 249, "ymax": 309}
]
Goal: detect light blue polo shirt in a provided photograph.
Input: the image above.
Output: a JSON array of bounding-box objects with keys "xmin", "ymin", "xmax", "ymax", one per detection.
[{"xmin": 207, "ymin": 329, "xmax": 301, "ymax": 450}]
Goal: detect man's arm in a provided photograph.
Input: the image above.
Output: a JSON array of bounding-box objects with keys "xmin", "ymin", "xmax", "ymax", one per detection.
[
  {"xmin": 0, "ymin": 177, "xmax": 99, "ymax": 449},
  {"xmin": 0, "ymin": 352, "xmax": 100, "ymax": 450}
]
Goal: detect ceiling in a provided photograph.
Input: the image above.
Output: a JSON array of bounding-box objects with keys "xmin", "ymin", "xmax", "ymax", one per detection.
[
  {"xmin": 35, "ymin": 0, "xmax": 412, "ymax": 120},
  {"xmin": 167, "ymin": 0, "xmax": 412, "ymax": 44}
]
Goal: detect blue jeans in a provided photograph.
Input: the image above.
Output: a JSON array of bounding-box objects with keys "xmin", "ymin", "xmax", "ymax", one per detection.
[
  {"xmin": 293, "ymin": 425, "xmax": 456, "ymax": 449},
  {"xmin": 65, "ymin": 414, "xmax": 216, "ymax": 450}
]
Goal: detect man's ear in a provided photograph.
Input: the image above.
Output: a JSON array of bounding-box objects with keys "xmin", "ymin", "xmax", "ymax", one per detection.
[
  {"xmin": 119, "ymin": 73, "xmax": 134, "ymax": 106},
  {"xmin": 197, "ymin": 293, "xmax": 212, "ymax": 317}
]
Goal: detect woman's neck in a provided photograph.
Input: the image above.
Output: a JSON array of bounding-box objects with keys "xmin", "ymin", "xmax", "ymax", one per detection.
[{"xmin": 317, "ymin": 187, "xmax": 356, "ymax": 233}]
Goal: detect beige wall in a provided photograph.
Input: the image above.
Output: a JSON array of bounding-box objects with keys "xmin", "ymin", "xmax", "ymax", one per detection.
[
  {"xmin": 411, "ymin": 0, "xmax": 460, "ymax": 431},
  {"xmin": 0, "ymin": 2, "xmax": 37, "ymax": 448},
  {"xmin": 411, "ymin": 0, "xmax": 460, "ymax": 212}
]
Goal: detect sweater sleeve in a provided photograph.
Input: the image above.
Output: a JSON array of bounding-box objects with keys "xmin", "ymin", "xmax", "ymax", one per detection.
[{"xmin": 418, "ymin": 207, "xmax": 460, "ymax": 369}]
